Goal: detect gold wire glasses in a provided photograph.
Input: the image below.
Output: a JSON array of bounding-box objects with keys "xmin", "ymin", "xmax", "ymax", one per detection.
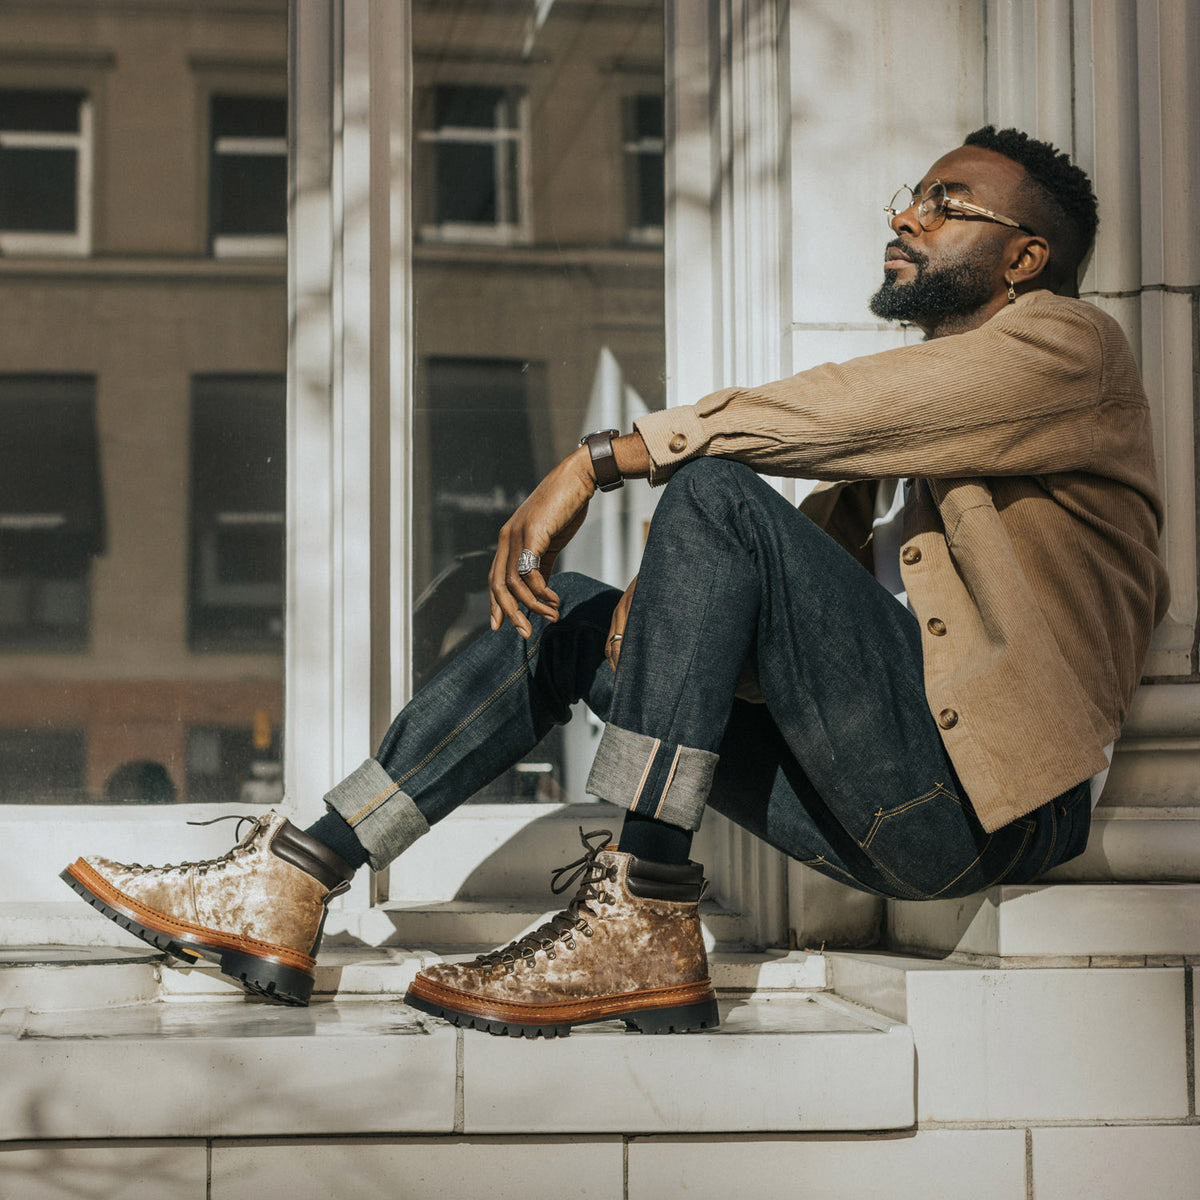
[{"xmin": 884, "ymin": 181, "xmax": 1038, "ymax": 235}]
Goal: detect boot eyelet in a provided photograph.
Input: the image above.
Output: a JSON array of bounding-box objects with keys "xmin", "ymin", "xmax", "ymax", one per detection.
[
  {"xmin": 583, "ymin": 926, "xmax": 593, "ymax": 937},
  {"xmin": 546, "ymin": 950, "xmax": 556, "ymax": 960}
]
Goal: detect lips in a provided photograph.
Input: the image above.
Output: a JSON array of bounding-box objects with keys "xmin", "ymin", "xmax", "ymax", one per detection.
[{"xmin": 884, "ymin": 243, "xmax": 916, "ymax": 267}]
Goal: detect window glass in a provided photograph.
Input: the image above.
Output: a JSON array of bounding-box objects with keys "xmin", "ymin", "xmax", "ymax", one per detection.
[
  {"xmin": 624, "ymin": 94, "xmax": 665, "ymax": 241},
  {"xmin": 412, "ymin": 0, "xmax": 664, "ymax": 804},
  {"xmin": 189, "ymin": 375, "xmax": 285, "ymax": 650},
  {"xmin": 210, "ymin": 94, "xmax": 287, "ymax": 256},
  {"xmin": 0, "ymin": 376, "xmax": 101, "ymax": 650},
  {"xmin": 0, "ymin": 88, "xmax": 87, "ymax": 247},
  {"xmin": 417, "ymin": 83, "xmax": 524, "ymax": 240},
  {"xmin": 0, "ymin": 7, "xmax": 286, "ymax": 804}
]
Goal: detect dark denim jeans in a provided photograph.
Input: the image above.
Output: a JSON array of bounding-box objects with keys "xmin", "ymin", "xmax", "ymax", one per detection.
[{"xmin": 324, "ymin": 458, "xmax": 1090, "ymax": 899}]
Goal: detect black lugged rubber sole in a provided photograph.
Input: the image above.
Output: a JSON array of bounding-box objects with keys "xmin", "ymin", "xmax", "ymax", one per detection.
[
  {"xmin": 59, "ymin": 868, "xmax": 313, "ymax": 1007},
  {"xmin": 404, "ymin": 989, "xmax": 720, "ymax": 1039}
]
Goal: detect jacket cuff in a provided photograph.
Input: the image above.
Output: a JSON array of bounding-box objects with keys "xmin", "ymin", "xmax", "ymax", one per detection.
[{"xmin": 633, "ymin": 404, "xmax": 713, "ymax": 486}]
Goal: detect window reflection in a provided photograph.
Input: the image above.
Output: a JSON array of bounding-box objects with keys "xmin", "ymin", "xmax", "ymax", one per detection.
[
  {"xmin": 0, "ymin": 3, "xmax": 287, "ymax": 804},
  {"xmin": 411, "ymin": 0, "xmax": 665, "ymax": 804}
]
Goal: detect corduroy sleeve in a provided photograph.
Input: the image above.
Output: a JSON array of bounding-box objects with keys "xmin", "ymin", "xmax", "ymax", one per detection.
[{"xmin": 634, "ymin": 293, "xmax": 1135, "ymax": 487}]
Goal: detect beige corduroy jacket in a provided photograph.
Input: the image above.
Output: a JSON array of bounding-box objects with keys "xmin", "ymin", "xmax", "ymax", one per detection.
[{"xmin": 634, "ymin": 290, "xmax": 1170, "ymax": 833}]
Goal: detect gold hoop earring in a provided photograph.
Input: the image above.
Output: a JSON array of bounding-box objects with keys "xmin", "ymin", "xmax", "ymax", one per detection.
[{"xmin": 1007, "ymin": 279, "xmax": 1017, "ymax": 303}]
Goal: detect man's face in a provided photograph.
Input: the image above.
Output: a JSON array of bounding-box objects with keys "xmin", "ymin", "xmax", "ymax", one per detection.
[{"xmin": 869, "ymin": 145, "xmax": 1031, "ymax": 333}]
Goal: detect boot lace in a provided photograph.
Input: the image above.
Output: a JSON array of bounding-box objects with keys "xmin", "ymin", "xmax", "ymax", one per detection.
[
  {"xmin": 471, "ymin": 827, "xmax": 614, "ymax": 973},
  {"xmin": 125, "ymin": 814, "xmax": 262, "ymax": 875}
]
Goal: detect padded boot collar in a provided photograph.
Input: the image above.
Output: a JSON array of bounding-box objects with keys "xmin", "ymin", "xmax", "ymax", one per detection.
[
  {"xmin": 624, "ymin": 853, "xmax": 706, "ymax": 902},
  {"xmin": 270, "ymin": 818, "xmax": 357, "ymax": 891}
]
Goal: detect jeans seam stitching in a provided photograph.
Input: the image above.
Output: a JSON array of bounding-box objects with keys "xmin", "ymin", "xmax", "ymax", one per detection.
[
  {"xmin": 799, "ymin": 854, "xmax": 868, "ymax": 889},
  {"xmin": 982, "ymin": 819, "xmax": 1036, "ymax": 888},
  {"xmin": 927, "ymin": 835, "xmax": 994, "ymax": 899},
  {"xmin": 346, "ymin": 780, "xmax": 402, "ymax": 827},
  {"xmin": 392, "ymin": 628, "xmax": 547, "ymax": 793},
  {"xmin": 861, "ymin": 782, "xmax": 959, "ymax": 850}
]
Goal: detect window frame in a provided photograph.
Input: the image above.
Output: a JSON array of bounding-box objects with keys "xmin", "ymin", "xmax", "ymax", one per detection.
[
  {"xmin": 622, "ymin": 92, "xmax": 665, "ymax": 246},
  {"xmin": 0, "ymin": 89, "xmax": 93, "ymax": 257},
  {"xmin": 187, "ymin": 373, "xmax": 287, "ymax": 652},
  {"xmin": 281, "ymin": 2, "xmax": 786, "ymax": 945},
  {"xmin": 415, "ymin": 81, "xmax": 532, "ymax": 246},
  {"xmin": 208, "ymin": 93, "xmax": 288, "ymax": 259},
  {"xmin": 0, "ymin": 2, "xmax": 786, "ymax": 951}
]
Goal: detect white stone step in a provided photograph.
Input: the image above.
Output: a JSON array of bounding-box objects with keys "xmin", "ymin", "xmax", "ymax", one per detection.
[
  {"xmin": 827, "ymin": 950, "xmax": 1193, "ymax": 1125},
  {"xmin": 888, "ymin": 881, "xmax": 1200, "ymax": 960},
  {"xmin": 0, "ymin": 991, "xmax": 914, "ymax": 1140}
]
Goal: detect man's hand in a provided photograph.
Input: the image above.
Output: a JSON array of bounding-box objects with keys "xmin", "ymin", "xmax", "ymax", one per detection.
[
  {"xmin": 489, "ymin": 447, "xmax": 596, "ymax": 638},
  {"xmin": 606, "ymin": 576, "xmax": 637, "ymax": 671}
]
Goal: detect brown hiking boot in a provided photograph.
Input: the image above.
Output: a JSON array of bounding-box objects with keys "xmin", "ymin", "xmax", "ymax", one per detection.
[
  {"xmin": 60, "ymin": 812, "xmax": 354, "ymax": 1006},
  {"xmin": 404, "ymin": 828, "xmax": 719, "ymax": 1038}
]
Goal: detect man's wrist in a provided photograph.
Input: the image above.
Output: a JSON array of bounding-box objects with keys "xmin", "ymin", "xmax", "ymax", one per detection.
[{"xmin": 580, "ymin": 428, "xmax": 624, "ymax": 492}]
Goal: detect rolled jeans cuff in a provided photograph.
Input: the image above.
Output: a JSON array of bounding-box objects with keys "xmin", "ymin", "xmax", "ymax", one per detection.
[
  {"xmin": 586, "ymin": 724, "xmax": 718, "ymax": 832},
  {"xmin": 323, "ymin": 758, "xmax": 429, "ymax": 871}
]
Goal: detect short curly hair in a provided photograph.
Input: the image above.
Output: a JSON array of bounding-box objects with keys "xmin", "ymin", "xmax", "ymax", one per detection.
[{"xmin": 963, "ymin": 126, "xmax": 1099, "ymax": 292}]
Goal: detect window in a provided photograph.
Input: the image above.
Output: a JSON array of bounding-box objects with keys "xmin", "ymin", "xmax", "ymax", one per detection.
[
  {"xmin": 0, "ymin": 376, "xmax": 102, "ymax": 650},
  {"xmin": 623, "ymin": 94, "xmax": 664, "ymax": 243},
  {"xmin": 189, "ymin": 376, "xmax": 285, "ymax": 649},
  {"xmin": 186, "ymin": 719, "xmax": 282, "ymax": 806},
  {"xmin": 0, "ymin": 727, "xmax": 86, "ymax": 803},
  {"xmin": 209, "ymin": 95, "xmax": 286, "ymax": 258},
  {"xmin": 0, "ymin": 88, "xmax": 91, "ymax": 255},
  {"xmin": 416, "ymin": 84, "xmax": 527, "ymax": 243}
]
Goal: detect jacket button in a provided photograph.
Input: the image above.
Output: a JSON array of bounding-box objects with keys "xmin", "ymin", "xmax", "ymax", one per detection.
[
  {"xmin": 669, "ymin": 434, "xmax": 688, "ymax": 453},
  {"xmin": 937, "ymin": 708, "xmax": 959, "ymax": 730},
  {"xmin": 927, "ymin": 617, "xmax": 947, "ymax": 636},
  {"xmin": 902, "ymin": 546, "xmax": 921, "ymax": 565}
]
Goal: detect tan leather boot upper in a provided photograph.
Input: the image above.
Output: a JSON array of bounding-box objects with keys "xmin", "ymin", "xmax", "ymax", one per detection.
[
  {"xmin": 63, "ymin": 811, "xmax": 355, "ymax": 1004},
  {"xmin": 406, "ymin": 832, "xmax": 717, "ymax": 1035}
]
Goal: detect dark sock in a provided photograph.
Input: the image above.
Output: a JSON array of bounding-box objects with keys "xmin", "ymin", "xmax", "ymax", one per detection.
[
  {"xmin": 617, "ymin": 810, "xmax": 694, "ymax": 866},
  {"xmin": 304, "ymin": 811, "xmax": 371, "ymax": 871}
]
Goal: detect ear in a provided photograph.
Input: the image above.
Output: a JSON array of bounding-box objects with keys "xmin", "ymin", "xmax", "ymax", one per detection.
[{"xmin": 1008, "ymin": 235, "xmax": 1051, "ymax": 286}]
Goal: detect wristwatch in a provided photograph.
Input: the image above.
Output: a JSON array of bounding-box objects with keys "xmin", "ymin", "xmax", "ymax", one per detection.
[{"xmin": 580, "ymin": 428, "xmax": 624, "ymax": 492}]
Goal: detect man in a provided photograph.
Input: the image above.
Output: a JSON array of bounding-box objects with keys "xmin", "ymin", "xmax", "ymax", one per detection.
[{"xmin": 62, "ymin": 127, "xmax": 1168, "ymax": 1038}]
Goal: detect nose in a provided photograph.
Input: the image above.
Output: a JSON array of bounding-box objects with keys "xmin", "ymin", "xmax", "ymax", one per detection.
[{"xmin": 890, "ymin": 200, "xmax": 922, "ymax": 237}]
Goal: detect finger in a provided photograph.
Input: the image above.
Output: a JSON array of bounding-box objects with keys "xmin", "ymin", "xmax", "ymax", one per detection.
[
  {"xmin": 606, "ymin": 634, "xmax": 622, "ymax": 673},
  {"xmin": 489, "ymin": 531, "xmax": 511, "ymax": 630},
  {"xmin": 505, "ymin": 565, "xmax": 558, "ymax": 623}
]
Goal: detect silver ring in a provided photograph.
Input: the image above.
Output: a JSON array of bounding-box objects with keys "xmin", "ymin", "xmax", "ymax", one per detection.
[
  {"xmin": 608, "ymin": 633, "xmax": 623, "ymax": 644},
  {"xmin": 516, "ymin": 549, "xmax": 541, "ymax": 576}
]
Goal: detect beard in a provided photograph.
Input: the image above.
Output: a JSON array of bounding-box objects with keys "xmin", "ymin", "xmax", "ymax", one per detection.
[{"xmin": 869, "ymin": 239, "xmax": 996, "ymax": 325}]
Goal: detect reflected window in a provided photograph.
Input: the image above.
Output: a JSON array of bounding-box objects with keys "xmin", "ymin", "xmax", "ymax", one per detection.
[
  {"xmin": 210, "ymin": 95, "xmax": 286, "ymax": 257},
  {"xmin": 417, "ymin": 84, "xmax": 526, "ymax": 243},
  {"xmin": 0, "ymin": 89, "xmax": 91, "ymax": 255},
  {"xmin": 187, "ymin": 719, "xmax": 282, "ymax": 806},
  {"xmin": 189, "ymin": 376, "xmax": 285, "ymax": 649},
  {"xmin": 0, "ymin": 376, "xmax": 102, "ymax": 651},
  {"xmin": 423, "ymin": 356, "xmax": 539, "ymax": 579},
  {"xmin": 0, "ymin": 727, "xmax": 86, "ymax": 803},
  {"xmin": 623, "ymin": 94, "xmax": 664, "ymax": 243}
]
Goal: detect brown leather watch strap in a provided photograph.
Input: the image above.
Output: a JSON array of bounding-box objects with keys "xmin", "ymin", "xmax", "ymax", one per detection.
[{"xmin": 580, "ymin": 428, "xmax": 623, "ymax": 492}]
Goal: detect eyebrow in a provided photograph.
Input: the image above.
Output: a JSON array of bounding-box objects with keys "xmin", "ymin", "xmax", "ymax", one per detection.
[{"xmin": 917, "ymin": 178, "xmax": 974, "ymax": 198}]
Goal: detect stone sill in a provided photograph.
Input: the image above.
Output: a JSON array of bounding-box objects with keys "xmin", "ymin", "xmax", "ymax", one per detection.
[{"xmin": 0, "ymin": 987, "xmax": 913, "ymax": 1140}]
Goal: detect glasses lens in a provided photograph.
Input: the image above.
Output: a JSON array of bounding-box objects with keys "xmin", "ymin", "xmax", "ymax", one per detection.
[
  {"xmin": 886, "ymin": 186, "xmax": 913, "ymax": 228},
  {"xmin": 918, "ymin": 182, "xmax": 946, "ymax": 230}
]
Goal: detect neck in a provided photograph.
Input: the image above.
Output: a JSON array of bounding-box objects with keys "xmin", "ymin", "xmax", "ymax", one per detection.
[{"xmin": 918, "ymin": 293, "xmax": 1010, "ymax": 340}]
